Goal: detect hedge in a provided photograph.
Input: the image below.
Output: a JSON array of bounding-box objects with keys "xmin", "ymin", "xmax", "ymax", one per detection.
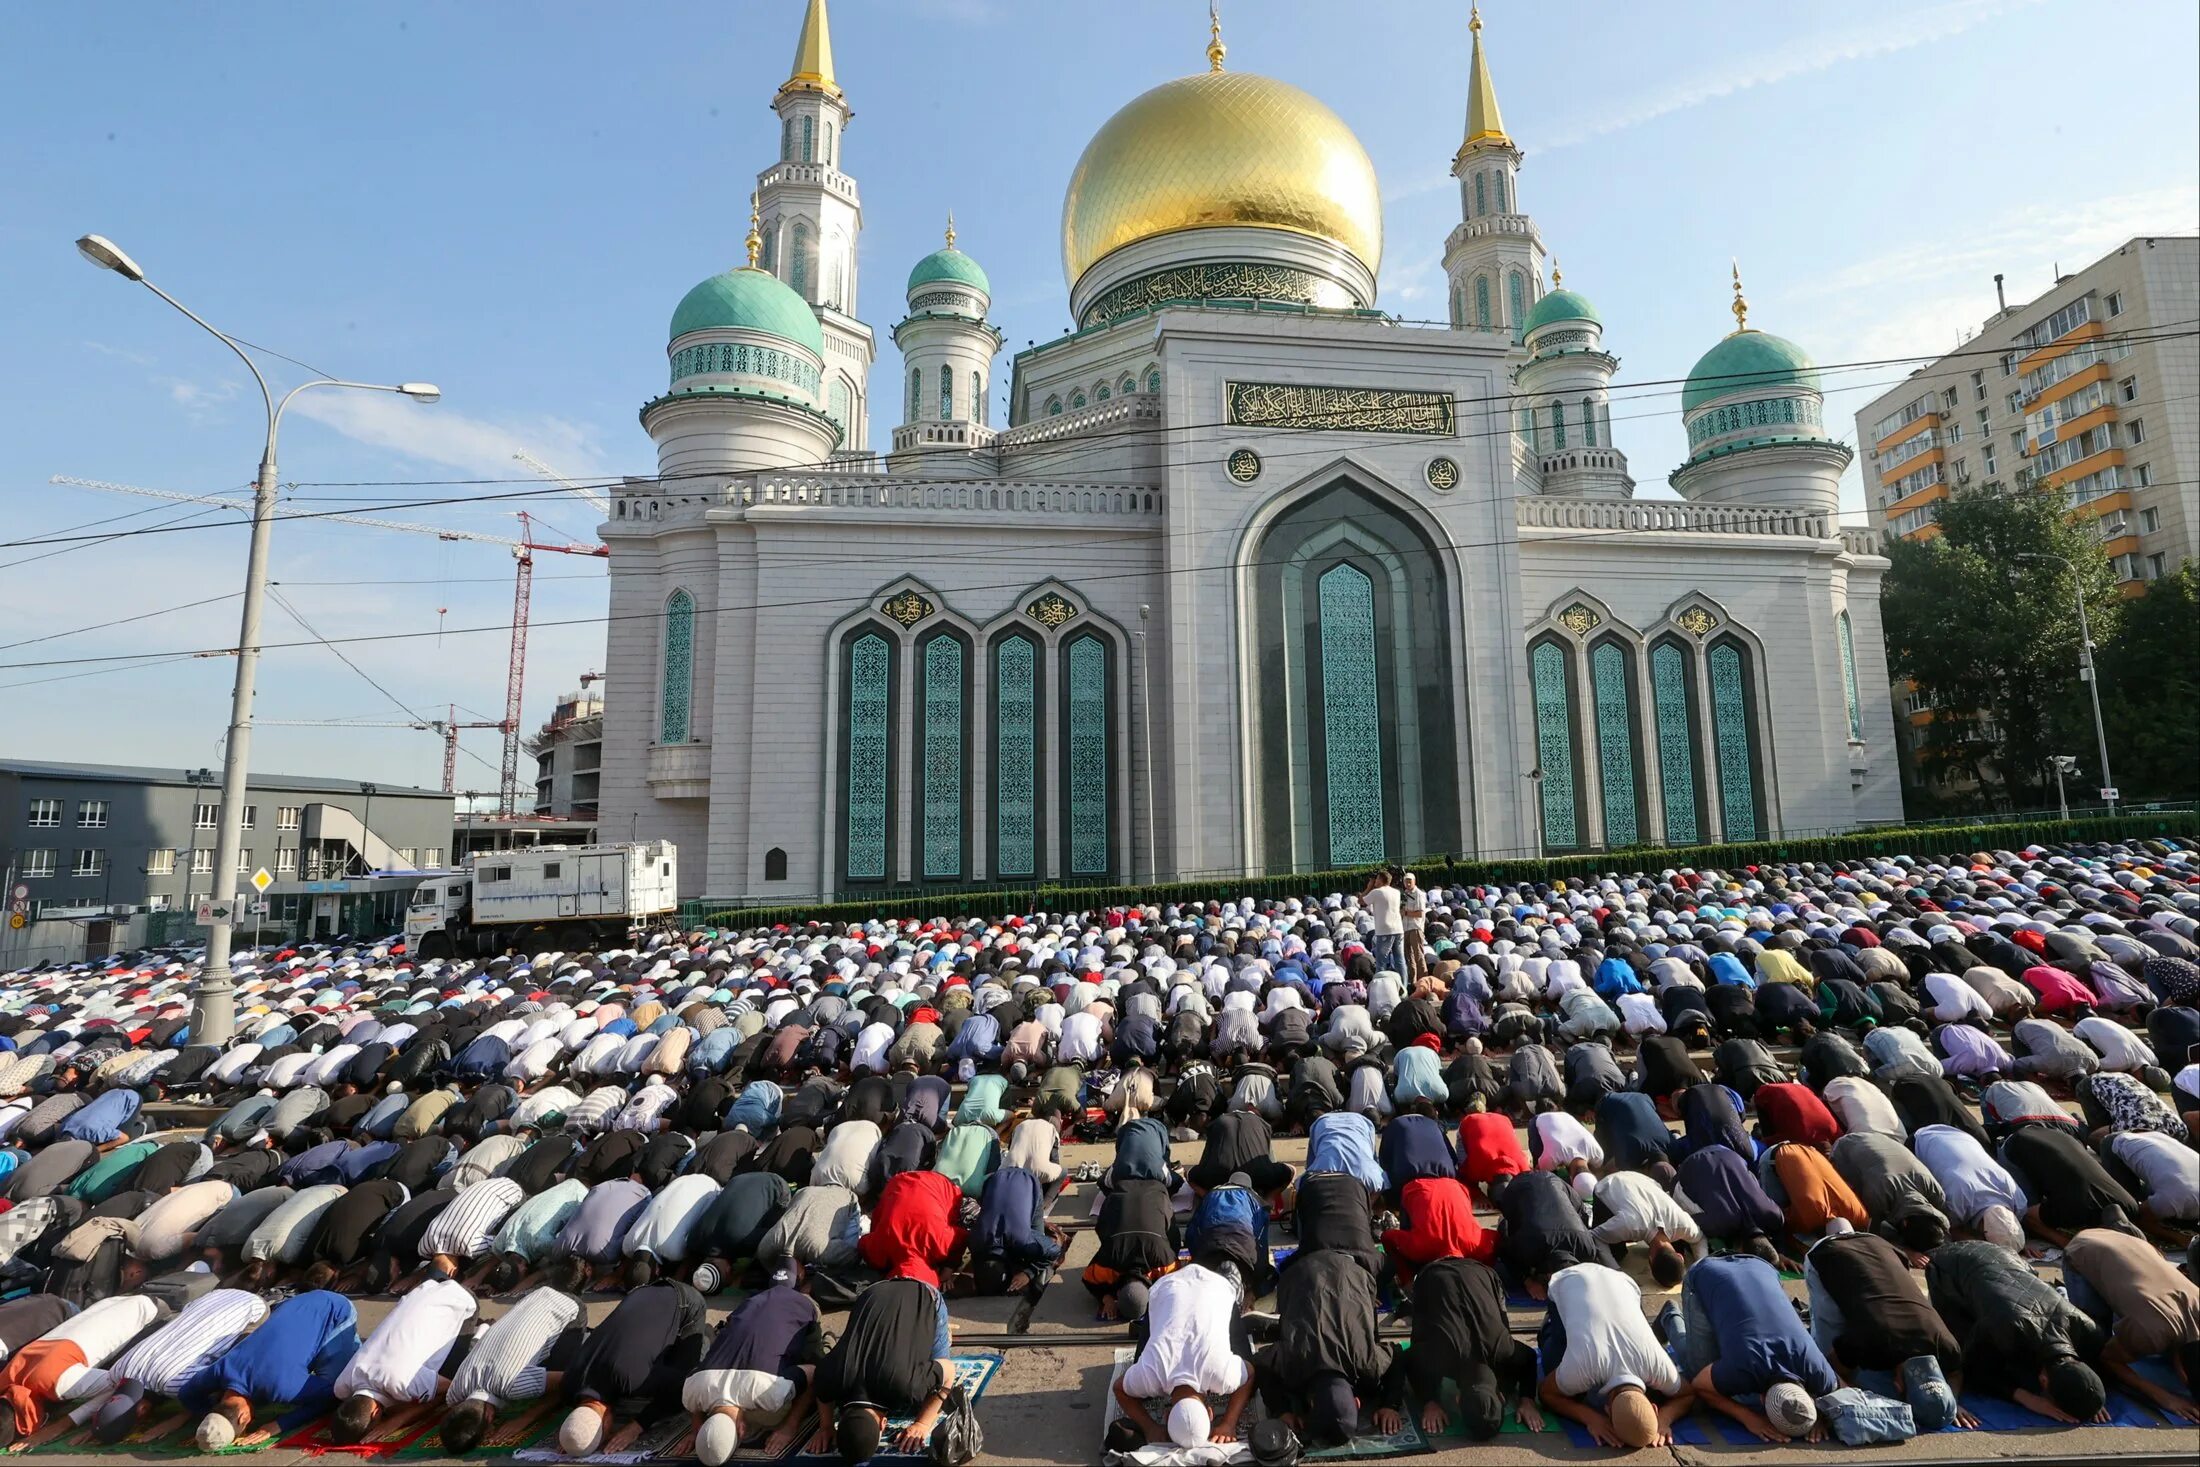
[{"xmin": 682, "ymin": 809, "xmax": 2196, "ymax": 932}]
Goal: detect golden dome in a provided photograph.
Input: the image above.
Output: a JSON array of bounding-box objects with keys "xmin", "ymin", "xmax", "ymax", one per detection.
[{"xmin": 1061, "ymin": 69, "xmax": 1383, "ymax": 290}]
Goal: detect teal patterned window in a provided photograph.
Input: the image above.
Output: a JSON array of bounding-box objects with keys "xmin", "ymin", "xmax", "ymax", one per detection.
[
  {"xmin": 1146, "ymin": 369, "xmax": 1161, "ymax": 393},
  {"xmin": 993, "ymin": 636, "xmax": 1039, "ymax": 878},
  {"xmin": 1474, "ymin": 276, "xmax": 1491, "ymax": 329},
  {"xmin": 791, "ymin": 223, "xmax": 810, "ymax": 298},
  {"xmin": 1550, "ymin": 401, "xmax": 1566, "ymax": 450},
  {"xmin": 762, "ymin": 222, "xmax": 777, "ymax": 272},
  {"xmin": 781, "ymin": 118, "xmax": 793, "ymax": 161},
  {"xmin": 845, "ymin": 633, "xmax": 892, "ymax": 882},
  {"xmin": 1651, "ymin": 642, "xmax": 1700, "ymax": 845},
  {"xmin": 975, "ymin": 372, "xmax": 986, "ymax": 426},
  {"xmin": 1064, "ymin": 634, "xmax": 1110, "ymax": 876},
  {"xmin": 660, "ymin": 589, "xmax": 694, "ymax": 744},
  {"xmin": 1070, "ymin": 391, "xmax": 1086, "ymax": 410},
  {"xmin": 1474, "ymin": 174, "xmax": 1487, "ymax": 217},
  {"xmin": 1508, "ymin": 272, "xmax": 1527, "ymax": 342},
  {"xmin": 921, "ymin": 636, "xmax": 964, "ymax": 880},
  {"xmin": 829, "ymin": 379, "xmax": 851, "ymax": 439},
  {"xmin": 1318, "ymin": 563, "xmax": 1386, "ymax": 864},
  {"xmin": 800, "ymin": 116, "xmax": 814, "ymax": 163},
  {"xmin": 938, "ymin": 365, "xmax": 953, "ymax": 420},
  {"xmin": 1836, "ymin": 610, "xmax": 1863, "ymax": 741},
  {"xmin": 1095, "ymin": 381, "xmax": 1110, "ymax": 402},
  {"xmin": 1582, "ymin": 398, "xmax": 1598, "ymax": 447},
  {"xmin": 1046, "ymin": 397, "xmax": 1063, "ymax": 417},
  {"xmin": 1531, "ymin": 640, "xmax": 1578, "ymax": 848},
  {"xmin": 909, "ymin": 368, "xmax": 921, "ymax": 421},
  {"xmin": 1589, "ymin": 641, "xmax": 1639, "ymax": 847},
  {"xmin": 823, "ymin": 121, "xmax": 834, "ymax": 165},
  {"xmin": 1708, "ymin": 641, "xmax": 1759, "ymax": 841},
  {"xmin": 1495, "ymin": 171, "xmax": 1508, "ymax": 212},
  {"xmin": 1449, "ymin": 285, "xmax": 1462, "ymax": 328}
]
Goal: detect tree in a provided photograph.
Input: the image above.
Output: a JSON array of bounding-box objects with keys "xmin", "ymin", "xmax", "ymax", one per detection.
[
  {"xmin": 1881, "ymin": 485, "xmax": 2119, "ymax": 806},
  {"xmin": 2094, "ymin": 563, "xmax": 2200, "ymax": 801}
]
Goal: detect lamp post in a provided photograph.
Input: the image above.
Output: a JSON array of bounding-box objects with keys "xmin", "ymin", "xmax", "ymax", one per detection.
[
  {"xmin": 78, "ymin": 234, "xmax": 438, "ymax": 1046},
  {"xmin": 2016, "ymin": 551, "xmax": 2116, "ymax": 814}
]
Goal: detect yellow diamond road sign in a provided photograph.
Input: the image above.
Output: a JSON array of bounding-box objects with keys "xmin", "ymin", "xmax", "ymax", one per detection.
[{"xmin": 250, "ymin": 867, "xmax": 274, "ymax": 894}]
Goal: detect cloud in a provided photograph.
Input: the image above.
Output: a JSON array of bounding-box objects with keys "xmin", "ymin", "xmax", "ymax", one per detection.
[
  {"xmin": 83, "ymin": 340, "xmax": 155, "ymax": 366},
  {"xmin": 163, "ymin": 376, "xmax": 242, "ymax": 421},
  {"xmin": 1541, "ymin": 0, "xmax": 2044, "ymax": 151},
  {"xmin": 291, "ymin": 391, "xmax": 608, "ymax": 484}
]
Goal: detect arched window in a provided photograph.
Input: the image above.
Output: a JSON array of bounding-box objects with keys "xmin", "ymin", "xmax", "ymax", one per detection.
[
  {"xmin": 781, "ymin": 118, "xmax": 794, "ymax": 161},
  {"xmin": 1650, "ymin": 639, "xmax": 1703, "ymax": 845},
  {"xmin": 1549, "ymin": 401, "xmax": 1567, "ymax": 450},
  {"xmin": 1046, "ymin": 396, "xmax": 1063, "ymax": 417},
  {"xmin": 1707, "ymin": 637, "xmax": 1764, "ymax": 841},
  {"xmin": 1095, "ymin": 380, "xmax": 1111, "ymax": 402},
  {"xmin": 1061, "ymin": 633, "xmax": 1113, "ymax": 877},
  {"xmin": 1473, "ymin": 174, "xmax": 1487, "ymax": 217},
  {"xmin": 841, "ymin": 630, "xmax": 896, "ymax": 884},
  {"xmin": 909, "ymin": 368, "xmax": 922, "ymax": 421},
  {"xmin": 659, "ymin": 589, "xmax": 694, "ymax": 744},
  {"xmin": 991, "ymin": 633, "xmax": 1042, "ymax": 878},
  {"xmin": 761, "ymin": 221, "xmax": 777, "ymax": 273},
  {"xmin": 790, "ymin": 222, "xmax": 810, "ymax": 298},
  {"xmin": 1529, "ymin": 638, "xmax": 1580, "ymax": 850},
  {"xmin": 800, "ymin": 115, "xmax": 815, "ymax": 162},
  {"xmin": 1474, "ymin": 275, "xmax": 1491, "ymax": 330},
  {"xmin": 974, "ymin": 372, "xmax": 986, "ymax": 426},
  {"xmin": 1508, "ymin": 271, "xmax": 1527, "ymax": 341},
  {"xmin": 919, "ymin": 632, "xmax": 968, "ymax": 881},
  {"xmin": 1521, "ymin": 405, "xmax": 1538, "ymax": 452},
  {"xmin": 1319, "ymin": 563, "xmax": 1386, "ymax": 864},
  {"xmin": 938, "ymin": 365, "xmax": 953, "ymax": 420},
  {"xmin": 1495, "ymin": 170, "xmax": 1508, "ymax": 213},
  {"xmin": 1119, "ymin": 375, "xmax": 1135, "ymax": 398},
  {"xmin": 1836, "ymin": 610, "xmax": 1863, "ymax": 742},
  {"xmin": 823, "ymin": 122, "xmax": 834, "ymax": 166},
  {"xmin": 1069, "ymin": 390, "xmax": 1086, "ymax": 410},
  {"xmin": 1449, "ymin": 285, "xmax": 1462, "ymax": 328},
  {"xmin": 828, "ymin": 379, "xmax": 851, "ymax": 443},
  {"xmin": 1146, "ymin": 368, "xmax": 1161, "ymax": 393},
  {"xmin": 1582, "ymin": 397, "xmax": 1599, "ymax": 448},
  {"xmin": 1589, "ymin": 638, "xmax": 1643, "ymax": 847},
  {"xmin": 763, "ymin": 847, "xmax": 787, "ymax": 882}
]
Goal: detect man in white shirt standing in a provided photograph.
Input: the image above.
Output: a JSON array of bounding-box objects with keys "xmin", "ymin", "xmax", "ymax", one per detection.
[
  {"xmin": 1363, "ymin": 870, "xmax": 1405, "ymax": 978},
  {"xmin": 330, "ymin": 1275, "xmax": 477, "ymax": 1443}
]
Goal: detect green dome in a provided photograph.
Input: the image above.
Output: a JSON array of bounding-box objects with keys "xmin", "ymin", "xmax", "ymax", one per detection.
[
  {"xmin": 907, "ymin": 246, "xmax": 990, "ymax": 296},
  {"xmin": 1683, "ymin": 330, "xmax": 1819, "ymax": 413},
  {"xmin": 669, "ymin": 268, "xmax": 823, "ymax": 357},
  {"xmin": 1522, "ymin": 287, "xmax": 1600, "ymax": 334}
]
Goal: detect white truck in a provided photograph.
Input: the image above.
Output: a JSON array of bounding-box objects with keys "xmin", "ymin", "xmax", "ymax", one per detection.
[{"xmin": 403, "ymin": 841, "xmax": 679, "ymax": 958}]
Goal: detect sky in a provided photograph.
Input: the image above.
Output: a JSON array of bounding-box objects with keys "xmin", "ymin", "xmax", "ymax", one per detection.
[{"xmin": 3, "ymin": 0, "xmax": 2196, "ymax": 796}]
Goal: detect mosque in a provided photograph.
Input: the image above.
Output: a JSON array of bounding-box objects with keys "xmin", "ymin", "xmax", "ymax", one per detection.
[{"xmin": 597, "ymin": 0, "xmax": 1901, "ymax": 904}]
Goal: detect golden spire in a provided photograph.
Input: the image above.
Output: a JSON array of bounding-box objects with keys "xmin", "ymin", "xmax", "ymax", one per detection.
[
  {"xmin": 779, "ymin": 0, "xmax": 841, "ymax": 101},
  {"xmin": 744, "ymin": 190, "xmax": 763, "ymax": 270},
  {"xmin": 1205, "ymin": 1, "xmax": 1226, "ymax": 72},
  {"xmin": 944, "ymin": 210, "xmax": 956, "ymax": 250},
  {"xmin": 1461, "ymin": 4, "xmax": 1510, "ymax": 150},
  {"xmin": 1730, "ymin": 259, "xmax": 1751, "ymax": 334},
  {"xmin": 1551, "ymin": 257, "xmax": 1562, "ymax": 287}
]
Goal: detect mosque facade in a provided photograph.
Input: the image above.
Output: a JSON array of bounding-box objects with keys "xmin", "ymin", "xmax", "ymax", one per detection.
[{"xmin": 599, "ymin": 1, "xmax": 1902, "ymax": 904}]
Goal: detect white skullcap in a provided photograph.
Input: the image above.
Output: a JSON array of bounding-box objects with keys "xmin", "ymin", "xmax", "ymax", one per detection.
[
  {"xmin": 558, "ymin": 1406, "xmax": 606, "ymax": 1456},
  {"xmin": 1167, "ymin": 1396, "xmax": 1212, "ymax": 1448}
]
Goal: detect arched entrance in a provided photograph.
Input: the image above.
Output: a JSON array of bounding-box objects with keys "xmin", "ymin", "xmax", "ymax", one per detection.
[{"xmin": 1249, "ymin": 479, "xmax": 1462, "ymax": 870}]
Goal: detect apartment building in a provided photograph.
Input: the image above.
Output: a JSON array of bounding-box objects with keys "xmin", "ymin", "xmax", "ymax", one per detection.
[
  {"xmin": 527, "ymin": 687, "xmax": 604, "ymax": 821},
  {"xmin": 1857, "ymin": 235, "xmax": 2198, "ymax": 590}
]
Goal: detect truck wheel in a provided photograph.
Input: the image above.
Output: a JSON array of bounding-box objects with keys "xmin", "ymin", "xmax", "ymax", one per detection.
[{"xmin": 417, "ymin": 932, "xmax": 449, "ymax": 960}]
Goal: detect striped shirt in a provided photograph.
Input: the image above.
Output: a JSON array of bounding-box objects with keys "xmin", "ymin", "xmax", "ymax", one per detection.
[
  {"xmin": 446, "ymin": 1287, "xmax": 580, "ymax": 1410},
  {"xmin": 563, "ymin": 1085, "xmax": 627, "ymax": 1133},
  {"xmin": 420, "ymin": 1178, "xmax": 526, "ymax": 1261},
  {"xmin": 511, "ymin": 1086, "xmax": 581, "ymax": 1130},
  {"xmin": 83, "ymin": 1288, "xmax": 267, "ymax": 1408}
]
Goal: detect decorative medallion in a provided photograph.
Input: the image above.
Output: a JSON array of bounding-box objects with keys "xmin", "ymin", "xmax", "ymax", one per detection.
[
  {"xmin": 1026, "ymin": 591, "xmax": 1077, "ymax": 628},
  {"xmin": 1425, "ymin": 456, "xmax": 1460, "ymax": 492},
  {"xmin": 881, "ymin": 590, "xmax": 935, "ymax": 627},
  {"xmin": 1225, "ymin": 448, "xmax": 1262, "ymax": 484},
  {"xmin": 1557, "ymin": 602, "xmax": 1602, "ymax": 636},
  {"xmin": 1675, "ymin": 605, "xmax": 1718, "ymax": 637},
  {"xmin": 1225, "ymin": 381, "xmax": 1456, "ymax": 436}
]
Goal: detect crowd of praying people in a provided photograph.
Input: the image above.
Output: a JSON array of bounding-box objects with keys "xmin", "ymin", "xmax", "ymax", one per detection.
[{"xmin": 0, "ymin": 839, "xmax": 2193, "ymax": 1462}]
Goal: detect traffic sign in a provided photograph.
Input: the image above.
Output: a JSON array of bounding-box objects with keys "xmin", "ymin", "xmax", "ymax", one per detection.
[
  {"xmin": 6, "ymin": 913, "xmax": 24, "ymax": 931},
  {"xmin": 248, "ymin": 899, "xmax": 270, "ymax": 916},
  {"xmin": 2100, "ymin": 787, "xmax": 2120, "ymax": 801},
  {"xmin": 194, "ymin": 899, "xmax": 235, "ymax": 925},
  {"xmin": 9, "ymin": 884, "xmax": 25, "ymax": 901},
  {"xmin": 251, "ymin": 867, "xmax": 274, "ymax": 894}
]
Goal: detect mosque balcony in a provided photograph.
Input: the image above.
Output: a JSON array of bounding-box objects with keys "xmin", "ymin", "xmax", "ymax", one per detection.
[
  {"xmin": 890, "ymin": 420, "xmax": 998, "ymax": 454},
  {"xmin": 1517, "ymin": 494, "xmax": 1843, "ymax": 542},
  {"xmin": 1839, "ymin": 527, "xmax": 1887, "ymax": 558},
  {"xmin": 736, "ymin": 470, "xmax": 1166, "ymax": 523},
  {"xmin": 1443, "ymin": 213, "xmax": 1542, "ymax": 254},
  {"xmin": 756, "ymin": 161, "xmax": 857, "ymax": 203},
  {"xmin": 997, "ymin": 392, "xmax": 1162, "ymax": 449},
  {"xmin": 645, "ymin": 741, "xmax": 711, "ymax": 800}
]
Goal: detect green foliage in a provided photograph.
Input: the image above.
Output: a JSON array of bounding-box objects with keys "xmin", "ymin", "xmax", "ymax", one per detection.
[
  {"xmin": 1881, "ymin": 485, "xmax": 2120, "ymax": 801},
  {"xmin": 682, "ymin": 810, "xmax": 2195, "ymax": 930},
  {"xmin": 2095, "ymin": 564, "xmax": 2200, "ymax": 800}
]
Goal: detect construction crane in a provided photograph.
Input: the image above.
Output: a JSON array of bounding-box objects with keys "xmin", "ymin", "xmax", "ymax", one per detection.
[
  {"xmin": 511, "ymin": 450, "xmax": 610, "ymax": 514},
  {"xmin": 49, "ymin": 474, "xmax": 607, "ymax": 817},
  {"xmin": 254, "ymin": 710, "xmax": 505, "ymax": 794}
]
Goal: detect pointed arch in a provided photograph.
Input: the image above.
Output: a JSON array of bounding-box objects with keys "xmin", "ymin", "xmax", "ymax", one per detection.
[
  {"xmin": 1507, "ymin": 270, "xmax": 1527, "ymax": 341},
  {"xmin": 909, "ymin": 367, "xmax": 921, "ymax": 422},
  {"xmin": 1649, "ymin": 634, "xmax": 1704, "ymax": 845},
  {"xmin": 1707, "ymin": 634, "xmax": 1766, "ymax": 841},
  {"xmin": 837, "ymin": 624, "xmax": 899, "ymax": 885},
  {"xmin": 1581, "ymin": 397, "xmax": 1599, "ymax": 447},
  {"xmin": 790, "ymin": 221, "xmax": 811, "ymax": 298},
  {"xmin": 659, "ymin": 588, "xmax": 694, "ymax": 744},
  {"xmin": 800, "ymin": 115, "xmax": 815, "ymax": 163},
  {"xmin": 1588, "ymin": 634, "xmax": 1645, "ymax": 847},
  {"xmin": 1060, "ymin": 631, "xmax": 1114, "ymax": 878},
  {"xmin": 1549, "ymin": 400, "xmax": 1566, "ymax": 449},
  {"xmin": 1836, "ymin": 609, "xmax": 1863, "ymax": 742},
  {"xmin": 989, "ymin": 627, "xmax": 1044, "ymax": 879},
  {"xmin": 1473, "ymin": 173, "xmax": 1487, "ymax": 217},
  {"xmin": 1529, "ymin": 634, "xmax": 1582, "ymax": 851},
  {"xmin": 1473, "ymin": 275, "xmax": 1491, "ymax": 329},
  {"xmin": 916, "ymin": 625, "xmax": 972, "ymax": 881},
  {"xmin": 938, "ymin": 364, "xmax": 953, "ymax": 420}
]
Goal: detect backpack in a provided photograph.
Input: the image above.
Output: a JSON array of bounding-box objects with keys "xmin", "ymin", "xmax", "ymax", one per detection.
[{"xmin": 929, "ymin": 1382, "xmax": 983, "ymax": 1467}]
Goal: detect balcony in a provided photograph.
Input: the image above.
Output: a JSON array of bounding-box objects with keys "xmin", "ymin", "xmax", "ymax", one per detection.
[{"xmin": 646, "ymin": 742, "xmax": 712, "ymax": 800}]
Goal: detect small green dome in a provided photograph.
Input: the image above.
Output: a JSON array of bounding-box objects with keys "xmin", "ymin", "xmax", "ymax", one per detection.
[
  {"xmin": 669, "ymin": 268, "xmax": 823, "ymax": 357},
  {"xmin": 1683, "ymin": 330, "xmax": 1819, "ymax": 414},
  {"xmin": 907, "ymin": 246, "xmax": 990, "ymax": 297},
  {"xmin": 1523, "ymin": 287, "xmax": 1600, "ymax": 334}
]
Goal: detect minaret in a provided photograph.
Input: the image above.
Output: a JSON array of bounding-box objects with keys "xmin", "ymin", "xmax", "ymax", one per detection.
[
  {"xmin": 758, "ymin": 0, "xmax": 874, "ymax": 455},
  {"xmin": 890, "ymin": 213, "xmax": 1003, "ymax": 476},
  {"xmin": 1441, "ymin": 6, "xmax": 1545, "ymax": 341},
  {"xmin": 1513, "ymin": 262, "xmax": 1634, "ymax": 498}
]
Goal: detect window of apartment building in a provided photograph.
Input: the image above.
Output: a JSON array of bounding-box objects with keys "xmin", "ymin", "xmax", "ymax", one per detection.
[
  {"xmin": 194, "ymin": 804, "xmax": 218, "ymax": 829},
  {"xmin": 424, "ymin": 848, "xmax": 444, "ymax": 868},
  {"xmin": 1948, "ymin": 423, "xmax": 1964, "ymax": 443},
  {"xmin": 21, "ymin": 850, "xmax": 56, "ymax": 878},
  {"xmin": 2105, "ymin": 290, "xmax": 2124, "ymax": 317},
  {"xmin": 1983, "ymin": 445, "xmax": 1997, "ymax": 476},
  {"xmin": 76, "ymin": 800, "xmax": 108, "ymax": 828},
  {"xmin": 1940, "ymin": 387, "xmax": 1959, "ymax": 412},
  {"xmin": 147, "ymin": 895, "xmax": 170, "ymax": 913},
  {"xmin": 276, "ymin": 848, "xmax": 296, "ymax": 875},
  {"xmin": 1970, "ymin": 370, "xmax": 1986, "ymax": 401},
  {"xmin": 73, "ymin": 849, "xmax": 105, "ymax": 877},
  {"xmin": 240, "ymin": 805, "xmax": 256, "ymax": 830},
  {"xmin": 2005, "ymin": 390, "xmax": 2023, "ymax": 415},
  {"xmin": 2000, "ymin": 350, "xmax": 2019, "ymax": 377},
  {"xmin": 2009, "ymin": 431, "xmax": 2025, "ymax": 453},
  {"xmin": 2149, "ymin": 553, "xmax": 2168, "ymax": 579},
  {"xmin": 2119, "ymin": 375, "xmax": 2138, "ymax": 403},
  {"xmin": 145, "ymin": 848, "xmax": 175, "ymax": 875},
  {"xmin": 2126, "ymin": 418, "xmax": 2145, "ymax": 445},
  {"xmin": 2141, "ymin": 507, "xmax": 2161, "ymax": 534},
  {"xmin": 236, "ymin": 849, "xmax": 254, "ymax": 874},
  {"xmin": 1976, "ymin": 408, "xmax": 1990, "ymax": 435},
  {"xmin": 277, "ymin": 806, "xmax": 300, "ymax": 830},
  {"xmin": 398, "ymin": 848, "xmax": 417, "ymax": 868},
  {"xmin": 191, "ymin": 849, "xmax": 213, "ymax": 874},
  {"xmin": 2131, "ymin": 463, "xmax": 2153, "ymax": 487},
  {"xmin": 25, "ymin": 799, "xmax": 60, "ymax": 828}
]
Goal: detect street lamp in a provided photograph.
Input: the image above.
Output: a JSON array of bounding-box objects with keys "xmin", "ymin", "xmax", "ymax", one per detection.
[
  {"xmin": 2046, "ymin": 755, "xmax": 2080, "ymax": 821},
  {"xmin": 2015, "ymin": 552, "xmax": 2117, "ymax": 814},
  {"xmin": 79, "ymin": 234, "xmax": 438, "ymax": 1046}
]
